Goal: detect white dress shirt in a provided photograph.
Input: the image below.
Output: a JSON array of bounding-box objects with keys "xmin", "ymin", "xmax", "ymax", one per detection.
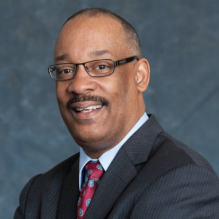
[{"xmin": 78, "ymin": 112, "xmax": 149, "ymax": 191}]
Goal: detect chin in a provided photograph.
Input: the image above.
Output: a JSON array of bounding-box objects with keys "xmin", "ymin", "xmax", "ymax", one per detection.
[{"xmin": 70, "ymin": 127, "xmax": 104, "ymax": 146}]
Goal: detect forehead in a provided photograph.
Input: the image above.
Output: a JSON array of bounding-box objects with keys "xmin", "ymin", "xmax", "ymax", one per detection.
[{"xmin": 55, "ymin": 14, "xmax": 129, "ymax": 61}]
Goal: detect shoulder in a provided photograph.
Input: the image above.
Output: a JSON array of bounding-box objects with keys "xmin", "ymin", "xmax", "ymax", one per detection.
[
  {"xmin": 29, "ymin": 152, "xmax": 80, "ymax": 187},
  {"xmin": 14, "ymin": 153, "xmax": 80, "ymax": 218},
  {"xmin": 28, "ymin": 152, "xmax": 79, "ymax": 189},
  {"xmin": 145, "ymin": 129, "xmax": 218, "ymax": 184},
  {"xmin": 131, "ymin": 132, "xmax": 219, "ymax": 218},
  {"xmin": 158, "ymin": 131, "xmax": 216, "ymax": 171}
]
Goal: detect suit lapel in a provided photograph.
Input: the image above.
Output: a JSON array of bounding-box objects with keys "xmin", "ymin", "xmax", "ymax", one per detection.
[
  {"xmin": 56, "ymin": 159, "xmax": 79, "ymax": 219},
  {"xmin": 84, "ymin": 148, "xmax": 137, "ymax": 219},
  {"xmin": 123, "ymin": 114, "xmax": 163, "ymax": 166},
  {"xmin": 84, "ymin": 115, "xmax": 163, "ymax": 219},
  {"xmin": 40, "ymin": 153, "xmax": 79, "ymax": 219}
]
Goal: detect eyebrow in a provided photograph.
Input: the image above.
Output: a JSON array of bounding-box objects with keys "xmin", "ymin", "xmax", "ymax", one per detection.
[
  {"xmin": 55, "ymin": 50, "xmax": 112, "ymax": 62},
  {"xmin": 89, "ymin": 50, "xmax": 112, "ymax": 57},
  {"xmin": 55, "ymin": 54, "xmax": 70, "ymax": 62}
]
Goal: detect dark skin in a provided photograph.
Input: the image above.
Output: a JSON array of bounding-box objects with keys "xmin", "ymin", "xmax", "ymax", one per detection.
[{"xmin": 55, "ymin": 14, "xmax": 150, "ymax": 158}]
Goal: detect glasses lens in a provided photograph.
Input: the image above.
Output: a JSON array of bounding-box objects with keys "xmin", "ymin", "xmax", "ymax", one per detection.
[
  {"xmin": 86, "ymin": 60, "xmax": 114, "ymax": 77},
  {"xmin": 49, "ymin": 64, "xmax": 76, "ymax": 80}
]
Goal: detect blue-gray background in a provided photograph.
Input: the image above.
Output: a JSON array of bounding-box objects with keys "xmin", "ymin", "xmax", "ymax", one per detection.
[{"xmin": 1, "ymin": 0, "xmax": 219, "ymax": 218}]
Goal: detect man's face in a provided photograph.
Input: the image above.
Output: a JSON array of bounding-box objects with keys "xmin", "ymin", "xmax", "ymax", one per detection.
[{"xmin": 55, "ymin": 15, "xmax": 145, "ymax": 158}]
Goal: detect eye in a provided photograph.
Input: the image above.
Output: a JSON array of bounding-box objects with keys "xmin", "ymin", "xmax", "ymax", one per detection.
[
  {"xmin": 86, "ymin": 60, "xmax": 114, "ymax": 76},
  {"xmin": 92, "ymin": 62, "xmax": 111, "ymax": 71},
  {"xmin": 95, "ymin": 65, "xmax": 108, "ymax": 70},
  {"xmin": 59, "ymin": 69, "xmax": 73, "ymax": 74}
]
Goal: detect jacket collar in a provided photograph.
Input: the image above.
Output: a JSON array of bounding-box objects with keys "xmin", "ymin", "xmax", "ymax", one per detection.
[{"xmin": 84, "ymin": 114, "xmax": 163, "ymax": 219}]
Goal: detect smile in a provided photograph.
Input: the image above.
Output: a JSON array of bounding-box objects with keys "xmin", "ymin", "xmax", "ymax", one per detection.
[
  {"xmin": 67, "ymin": 100, "xmax": 108, "ymax": 120},
  {"xmin": 74, "ymin": 104, "xmax": 102, "ymax": 113}
]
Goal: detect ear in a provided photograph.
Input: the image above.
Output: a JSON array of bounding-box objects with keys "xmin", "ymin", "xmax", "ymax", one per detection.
[{"xmin": 135, "ymin": 58, "xmax": 150, "ymax": 92}]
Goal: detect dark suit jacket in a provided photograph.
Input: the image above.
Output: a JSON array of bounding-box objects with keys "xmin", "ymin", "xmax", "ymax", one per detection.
[{"xmin": 14, "ymin": 115, "xmax": 219, "ymax": 219}]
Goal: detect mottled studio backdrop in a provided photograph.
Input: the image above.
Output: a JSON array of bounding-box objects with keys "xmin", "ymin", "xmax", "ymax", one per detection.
[{"xmin": 0, "ymin": 0, "xmax": 219, "ymax": 218}]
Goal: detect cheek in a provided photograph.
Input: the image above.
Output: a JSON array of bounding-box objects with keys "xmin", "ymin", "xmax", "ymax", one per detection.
[
  {"xmin": 101, "ymin": 77, "xmax": 124, "ymax": 105},
  {"xmin": 110, "ymin": 72, "xmax": 135, "ymax": 103},
  {"xmin": 56, "ymin": 83, "xmax": 69, "ymax": 111}
]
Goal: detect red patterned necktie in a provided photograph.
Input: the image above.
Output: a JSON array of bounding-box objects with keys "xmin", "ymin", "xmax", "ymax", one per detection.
[{"xmin": 77, "ymin": 160, "xmax": 104, "ymax": 219}]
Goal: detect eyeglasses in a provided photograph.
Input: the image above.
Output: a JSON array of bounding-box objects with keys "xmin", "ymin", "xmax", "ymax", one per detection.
[{"xmin": 48, "ymin": 56, "xmax": 139, "ymax": 81}]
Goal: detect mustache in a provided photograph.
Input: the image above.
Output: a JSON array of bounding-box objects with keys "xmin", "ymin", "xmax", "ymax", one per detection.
[{"xmin": 66, "ymin": 94, "xmax": 109, "ymax": 110}]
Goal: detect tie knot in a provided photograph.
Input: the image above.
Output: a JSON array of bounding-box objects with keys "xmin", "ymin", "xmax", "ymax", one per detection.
[{"xmin": 86, "ymin": 161, "xmax": 104, "ymax": 181}]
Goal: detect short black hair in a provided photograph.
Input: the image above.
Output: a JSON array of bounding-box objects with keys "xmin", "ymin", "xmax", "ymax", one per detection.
[{"xmin": 64, "ymin": 8, "xmax": 142, "ymax": 57}]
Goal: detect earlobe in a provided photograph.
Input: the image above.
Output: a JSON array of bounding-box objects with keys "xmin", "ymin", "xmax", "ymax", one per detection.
[{"xmin": 135, "ymin": 58, "xmax": 150, "ymax": 92}]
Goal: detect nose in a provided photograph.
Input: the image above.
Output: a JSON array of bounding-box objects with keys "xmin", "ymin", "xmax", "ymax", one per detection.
[{"xmin": 67, "ymin": 64, "xmax": 97, "ymax": 94}]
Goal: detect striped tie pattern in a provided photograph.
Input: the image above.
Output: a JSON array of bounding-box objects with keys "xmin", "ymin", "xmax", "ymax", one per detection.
[{"xmin": 77, "ymin": 161, "xmax": 104, "ymax": 219}]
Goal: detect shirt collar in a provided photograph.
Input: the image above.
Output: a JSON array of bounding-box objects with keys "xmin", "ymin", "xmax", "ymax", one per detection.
[{"xmin": 79, "ymin": 112, "xmax": 148, "ymax": 190}]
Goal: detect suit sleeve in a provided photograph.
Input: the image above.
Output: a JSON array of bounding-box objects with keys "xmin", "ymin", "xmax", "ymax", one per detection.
[
  {"xmin": 130, "ymin": 165, "xmax": 219, "ymax": 219},
  {"xmin": 14, "ymin": 174, "xmax": 42, "ymax": 219}
]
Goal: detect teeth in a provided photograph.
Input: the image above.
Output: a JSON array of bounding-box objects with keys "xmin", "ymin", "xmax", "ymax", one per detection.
[{"xmin": 75, "ymin": 105, "xmax": 102, "ymax": 113}]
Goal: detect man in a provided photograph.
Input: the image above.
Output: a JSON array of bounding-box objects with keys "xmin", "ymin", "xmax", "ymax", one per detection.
[{"xmin": 14, "ymin": 8, "xmax": 219, "ymax": 219}]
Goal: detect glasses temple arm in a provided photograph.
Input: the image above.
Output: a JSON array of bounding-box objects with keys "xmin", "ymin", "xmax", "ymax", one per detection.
[{"xmin": 115, "ymin": 56, "xmax": 139, "ymax": 66}]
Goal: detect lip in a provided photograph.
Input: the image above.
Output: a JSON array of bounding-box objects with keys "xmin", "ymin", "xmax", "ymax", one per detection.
[
  {"xmin": 69, "ymin": 101, "xmax": 103, "ymax": 110},
  {"xmin": 68, "ymin": 101, "xmax": 105, "ymax": 120}
]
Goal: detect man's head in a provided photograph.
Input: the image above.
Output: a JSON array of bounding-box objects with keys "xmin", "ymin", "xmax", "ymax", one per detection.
[{"xmin": 54, "ymin": 8, "xmax": 150, "ymax": 158}]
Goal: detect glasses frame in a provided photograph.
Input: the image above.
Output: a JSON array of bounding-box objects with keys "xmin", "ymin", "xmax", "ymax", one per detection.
[{"xmin": 48, "ymin": 56, "xmax": 139, "ymax": 81}]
